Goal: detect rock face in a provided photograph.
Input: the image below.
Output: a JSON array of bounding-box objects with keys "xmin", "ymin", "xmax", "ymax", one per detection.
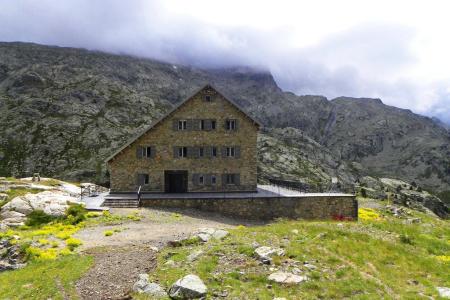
[
  {"xmin": 0, "ymin": 42, "xmax": 449, "ymax": 196},
  {"xmin": 168, "ymin": 274, "xmax": 207, "ymax": 299},
  {"xmin": 0, "ymin": 190, "xmax": 81, "ymax": 226},
  {"xmin": 356, "ymin": 177, "xmax": 449, "ymax": 218},
  {"xmin": 132, "ymin": 274, "xmax": 166, "ymax": 298}
]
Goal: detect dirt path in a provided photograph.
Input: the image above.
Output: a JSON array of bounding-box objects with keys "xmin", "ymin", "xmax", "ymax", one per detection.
[
  {"xmin": 75, "ymin": 208, "xmax": 260, "ymax": 299},
  {"xmin": 76, "ymin": 245, "xmax": 156, "ymax": 299}
]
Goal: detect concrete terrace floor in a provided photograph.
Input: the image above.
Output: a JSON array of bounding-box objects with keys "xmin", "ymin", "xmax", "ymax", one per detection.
[{"xmin": 105, "ymin": 185, "xmax": 354, "ymax": 200}]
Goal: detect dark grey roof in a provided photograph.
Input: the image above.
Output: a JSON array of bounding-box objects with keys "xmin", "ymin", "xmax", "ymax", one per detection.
[{"xmin": 106, "ymin": 84, "xmax": 261, "ymax": 162}]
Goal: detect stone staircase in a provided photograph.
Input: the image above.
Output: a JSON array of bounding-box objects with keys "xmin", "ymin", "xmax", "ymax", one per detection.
[{"xmin": 101, "ymin": 194, "xmax": 140, "ymax": 208}]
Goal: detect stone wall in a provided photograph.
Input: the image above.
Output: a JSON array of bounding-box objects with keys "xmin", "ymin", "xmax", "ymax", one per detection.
[
  {"xmin": 108, "ymin": 86, "xmax": 259, "ymax": 192},
  {"xmin": 140, "ymin": 195, "xmax": 358, "ymax": 220}
]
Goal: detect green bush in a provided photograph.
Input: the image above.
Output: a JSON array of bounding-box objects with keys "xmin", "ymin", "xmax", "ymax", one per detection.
[
  {"xmin": 25, "ymin": 210, "xmax": 56, "ymax": 227},
  {"xmin": 65, "ymin": 204, "xmax": 87, "ymax": 224},
  {"xmin": 360, "ymin": 188, "xmax": 367, "ymax": 198}
]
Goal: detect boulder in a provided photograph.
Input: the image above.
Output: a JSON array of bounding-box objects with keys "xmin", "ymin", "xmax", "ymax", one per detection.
[
  {"xmin": 168, "ymin": 274, "xmax": 207, "ymax": 299},
  {"xmin": 132, "ymin": 274, "xmax": 166, "ymax": 298},
  {"xmin": 254, "ymin": 246, "xmax": 285, "ymax": 263},
  {"xmin": 268, "ymin": 271, "xmax": 308, "ymax": 284},
  {"xmin": 437, "ymin": 287, "xmax": 450, "ymax": 298}
]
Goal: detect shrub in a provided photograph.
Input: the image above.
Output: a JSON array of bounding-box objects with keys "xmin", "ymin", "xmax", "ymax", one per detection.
[
  {"xmin": 104, "ymin": 230, "xmax": 113, "ymax": 237},
  {"xmin": 66, "ymin": 237, "xmax": 82, "ymax": 250},
  {"xmin": 86, "ymin": 212, "xmax": 101, "ymax": 218},
  {"xmin": 25, "ymin": 210, "xmax": 56, "ymax": 227},
  {"xmin": 65, "ymin": 204, "xmax": 87, "ymax": 224},
  {"xmin": 59, "ymin": 248, "xmax": 73, "ymax": 256},
  {"xmin": 399, "ymin": 234, "xmax": 414, "ymax": 245}
]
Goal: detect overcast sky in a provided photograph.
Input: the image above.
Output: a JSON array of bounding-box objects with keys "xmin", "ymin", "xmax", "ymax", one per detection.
[{"xmin": 1, "ymin": 0, "xmax": 449, "ymax": 123}]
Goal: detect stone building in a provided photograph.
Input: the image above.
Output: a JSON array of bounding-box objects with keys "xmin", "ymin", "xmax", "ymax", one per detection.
[{"xmin": 106, "ymin": 84, "xmax": 261, "ymax": 193}]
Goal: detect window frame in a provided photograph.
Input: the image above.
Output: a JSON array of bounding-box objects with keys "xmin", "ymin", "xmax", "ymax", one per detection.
[
  {"xmin": 211, "ymin": 175, "xmax": 217, "ymax": 185},
  {"xmin": 226, "ymin": 146, "xmax": 235, "ymax": 157},
  {"xmin": 178, "ymin": 146, "xmax": 187, "ymax": 158},
  {"xmin": 211, "ymin": 146, "xmax": 217, "ymax": 157},
  {"xmin": 199, "ymin": 174, "xmax": 205, "ymax": 185},
  {"xmin": 226, "ymin": 119, "xmax": 236, "ymax": 130},
  {"xmin": 199, "ymin": 147, "xmax": 204, "ymax": 158},
  {"xmin": 178, "ymin": 120, "xmax": 187, "ymax": 130}
]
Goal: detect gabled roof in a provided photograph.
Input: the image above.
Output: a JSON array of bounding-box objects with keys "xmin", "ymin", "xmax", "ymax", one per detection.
[{"xmin": 106, "ymin": 84, "xmax": 261, "ymax": 162}]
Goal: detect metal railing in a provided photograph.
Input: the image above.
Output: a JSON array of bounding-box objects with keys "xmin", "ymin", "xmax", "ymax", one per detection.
[
  {"xmin": 266, "ymin": 177, "xmax": 355, "ymax": 194},
  {"xmin": 137, "ymin": 185, "xmax": 142, "ymax": 207}
]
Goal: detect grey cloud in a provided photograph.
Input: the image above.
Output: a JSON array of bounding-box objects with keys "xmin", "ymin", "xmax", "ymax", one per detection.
[{"xmin": 0, "ymin": 0, "xmax": 448, "ymax": 124}]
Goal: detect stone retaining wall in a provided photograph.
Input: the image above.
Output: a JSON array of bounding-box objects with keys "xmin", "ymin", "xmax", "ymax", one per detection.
[{"xmin": 140, "ymin": 195, "xmax": 358, "ymax": 220}]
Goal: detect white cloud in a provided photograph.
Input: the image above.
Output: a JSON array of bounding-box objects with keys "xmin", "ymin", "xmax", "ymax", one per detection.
[{"xmin": 0, "ymin": 0, "xmax": 449, "ymax": 122}]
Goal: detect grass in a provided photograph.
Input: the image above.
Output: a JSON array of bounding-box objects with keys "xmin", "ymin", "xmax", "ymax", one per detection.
[
  {"xmin": 149, "ymin": 208, "xmax": 449, "ymax": 299},
  {"xmin": 0, "ymin": 255, "xmax": 93, "ymax": 299}
]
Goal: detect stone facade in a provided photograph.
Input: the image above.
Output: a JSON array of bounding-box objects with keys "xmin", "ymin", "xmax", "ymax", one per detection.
[
  {"xmin": 140, "ymin": 195, "xmax": 358, "ymax": 220},
  {"xmin": 107, "ymin": 85, "xmax": 259, "ymax": 192}
]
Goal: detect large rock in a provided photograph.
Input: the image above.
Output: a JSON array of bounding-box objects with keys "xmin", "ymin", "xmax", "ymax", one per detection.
[
  {"xmin": 168, "ymin": 274, "xmax": 207, "ymax": 299},
  {"xmin": 254, "ymin": 246, "xmax": 285, "ymax": 263},
  {"xmin": 132, "ymin": 274, "xmax": 166, "ymax": 298},
  {"xmin": 268, "ymin": 271, "xmax": 308, "ymax": 284},
  {"xmin": 1, "ymin": 190, "xmax": 81, "ymax": 219}
]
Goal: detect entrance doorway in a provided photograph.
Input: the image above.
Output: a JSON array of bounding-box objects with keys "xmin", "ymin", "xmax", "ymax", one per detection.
[{"xmin": 164, "ymin": 170, "xmax": 188, "ymax": 193}]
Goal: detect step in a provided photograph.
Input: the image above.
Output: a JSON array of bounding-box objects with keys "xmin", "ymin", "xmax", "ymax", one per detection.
[{"xmin": 102, "ymin": 199, "xmax": 140, "ymax": 208}]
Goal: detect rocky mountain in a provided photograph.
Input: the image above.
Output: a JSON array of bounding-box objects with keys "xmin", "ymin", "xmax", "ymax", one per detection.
[{"xmin": 0, "ymin": 42, "xmax": 449, "ymax": 198}]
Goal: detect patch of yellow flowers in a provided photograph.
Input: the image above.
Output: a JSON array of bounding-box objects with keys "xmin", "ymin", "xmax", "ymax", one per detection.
[
  {"xmin": 358, "ymin": 208, "xmax": 381, "ymax": 221},
  {"xmin": 0, "ymin": 222, "xmax": 84, "ymax": 261}
]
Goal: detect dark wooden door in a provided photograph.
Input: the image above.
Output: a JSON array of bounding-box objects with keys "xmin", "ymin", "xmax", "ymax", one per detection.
[{"xmin": 164, "ymin": 170, "xmax": 188, "ymax": 193}]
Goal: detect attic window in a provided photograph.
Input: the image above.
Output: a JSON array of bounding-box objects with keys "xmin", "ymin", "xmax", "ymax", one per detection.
[
  {"xmin": 204, "ymin": 95, "xmax": 212, "ymax": 102},
  {"xmin": 226, "ymin": 119, "xmax": 237, "ymax": 130},
  {"xmin": 178, "ymin": 120, "xmax": 187, "ymax": 130}
]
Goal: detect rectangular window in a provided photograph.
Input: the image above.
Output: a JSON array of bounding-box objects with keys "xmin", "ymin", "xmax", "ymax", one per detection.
[
  {"xmin": 178, "ymin": 147, "xmax": 187, "ymax": 158},
  {"xmin": 178, "ymin": 120, "xmax": 187, "ymax": 130},
  {"xmin": 211, "ymin": 175, "xmax": 217, "ymax": 185},
  {"xmin": 211, "ymin": 120, "xmax": 216, "ymax": 130},
  {"xmin": 199, "ymin": 175, "xmax": 205, "ymax": 185},
  {"xmin": 226, "ymin": 147, "xmax": 235, "ymax": 157},
  {"xmin": 142, "ymin": 146, "xmax": 152, "ymax": 158},
  {"xmin": 204, "ymin": 95, "xmax": 212, "ymax": 102},
  {"xmin": 226, "ymin": 174, "xmax": 235, "ymax": 184},
  {"xmin": 200, "ymin": 120, "xmax": 205, "ymax": 130},
  {"xmin": 226, "ymin": 119, "xmax": 236, "ymax": 130},
  {"xmin": 211, "ymin": 146, "xmax": 217, "ymax": 157},
  {"xmin": 199, "ymin": 147, "xmax": 204, "ymax": 157},
  {"xmin": 144, "ymin": 174, "xmax": 149, "ymax": 185}
]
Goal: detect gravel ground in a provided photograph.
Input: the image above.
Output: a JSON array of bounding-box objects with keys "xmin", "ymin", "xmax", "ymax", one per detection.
[
  {"xmin": 75, "ymin": 207, "xmax": 260, "ymax": 299},
  {"xmin": 76, "ymin": 245, "xmax": 156, "ymax": 300}
]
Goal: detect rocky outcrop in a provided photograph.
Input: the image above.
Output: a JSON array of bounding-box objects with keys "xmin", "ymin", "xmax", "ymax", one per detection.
[
  {"xmin": 1, "ymin": 190, "xmax": 81, "ymax": 226},
  {"xmin": 356, "ymin": 176, "xmax": 449, "ymax": 218},
  {"xmin": 0, "ymin": 238, "xmax": 26, "ymax": 271}
]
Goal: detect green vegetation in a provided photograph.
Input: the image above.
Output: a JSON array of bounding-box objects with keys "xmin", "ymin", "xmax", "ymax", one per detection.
[
  {"xmin": 151, "ymin": 209, "xmax": 449, "ymax": 299},
  {"xmin": 25, "ymin": 210, "xmax": 57, "ymax": 227},
  {"xmin": 0, "ymin": 255, "xmax": 93, "ymax": 299},
  {"xmin": 65, "ymin": 204, "xmax": 87, "ymax": 224}
]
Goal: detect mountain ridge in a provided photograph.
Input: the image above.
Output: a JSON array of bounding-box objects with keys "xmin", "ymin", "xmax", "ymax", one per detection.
[{"xmin": 0, "ymin": 42, "xmax": 449, "ymax": 194}]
